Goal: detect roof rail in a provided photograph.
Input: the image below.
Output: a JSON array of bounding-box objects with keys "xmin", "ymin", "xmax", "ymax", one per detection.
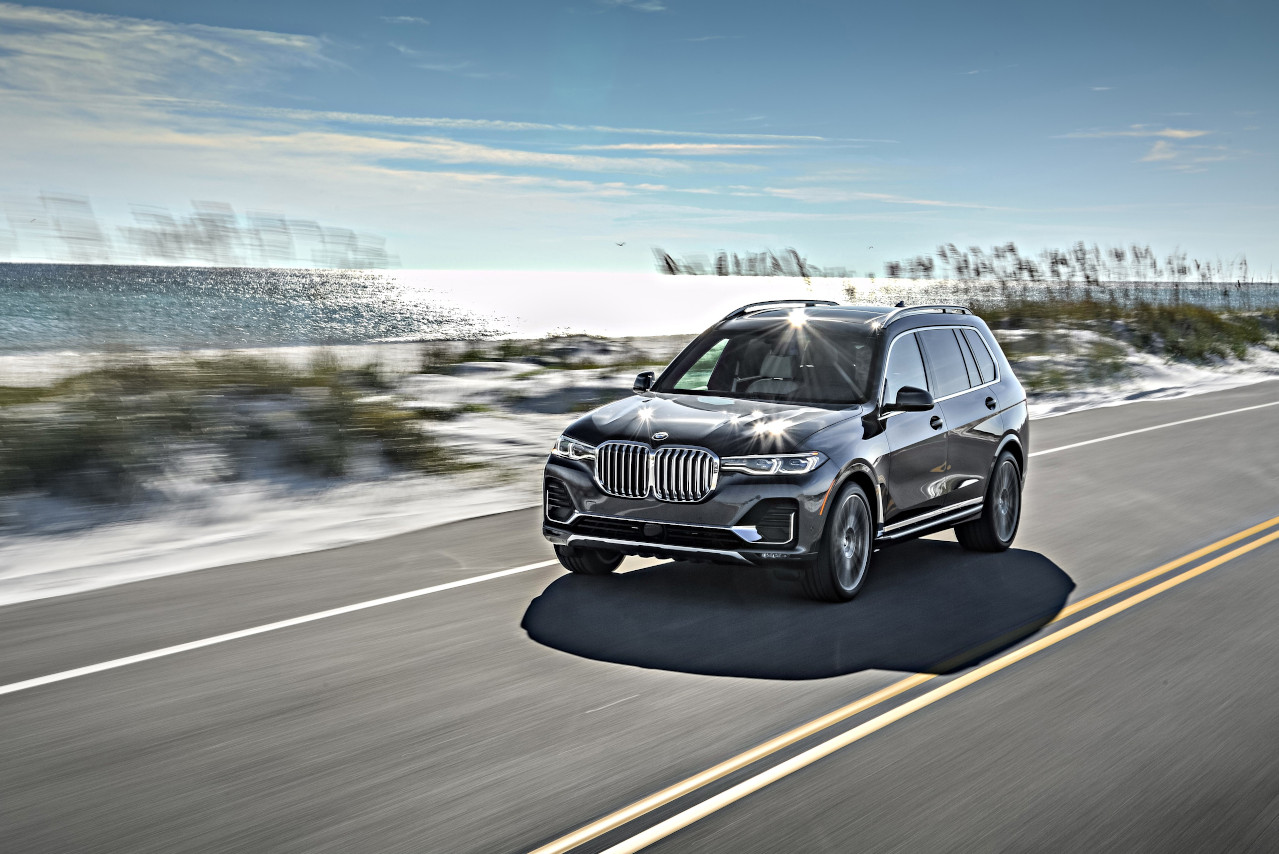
[
  {"xmin": 879, "ymin": 303, "xmax": 972, "ymax": 325},
  {"xmin": 720, "ymin": 299, "xmax": 840, "ymax": 323}
]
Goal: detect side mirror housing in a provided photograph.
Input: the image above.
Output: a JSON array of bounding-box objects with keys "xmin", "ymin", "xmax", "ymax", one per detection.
[
  {"xmin": 883, "ymin": 385, "xmax": 934, "ymax": 412},
  {"xmin": 633, "ymin": 371, "xmax": 655, "ymax": 393}
]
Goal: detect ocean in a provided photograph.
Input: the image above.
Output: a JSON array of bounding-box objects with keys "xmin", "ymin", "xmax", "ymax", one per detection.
[
  {"xmin": 0, "ymin": 264, "xmax": 507, "ymax": 353},
  {"xmin": 2, "ymin": 263, "xmax": 1274, "ymax": 356}
]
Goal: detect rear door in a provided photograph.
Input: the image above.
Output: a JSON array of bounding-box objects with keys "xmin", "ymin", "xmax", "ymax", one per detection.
[
  {"xmin": 879, "ymin": 331, "xmax": 949, "ymax": 521},
  {"xmin": 917, "ymin": 327, "xmax": 1003, "ymax": 507}
]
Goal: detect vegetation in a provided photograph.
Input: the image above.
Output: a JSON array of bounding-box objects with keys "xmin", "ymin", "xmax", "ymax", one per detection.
[
  {"xmin": 419, "ymin": 334, "xmax": 658, "ymax": 373},
  {"xmin": 0, "ymin": 355, "xmax": 473, "ymax": 501}
]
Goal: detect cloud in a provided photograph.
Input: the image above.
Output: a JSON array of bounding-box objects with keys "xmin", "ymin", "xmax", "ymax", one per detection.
[
  {"xmin": 761, "ymin": 187, "xmax": 998, "ymax": 209},
  {"xmin": 1061, "ymin": 124, "xmax": 1211, "ymax": 139},
  {"xmin": 571, "ymin": 143, "xmax": 785, "ymax": 154},
  {"xmin": 683, "ymin": 35, "xmax": 740, "ymax": 42},
  {"xmin": 1139, "ymin": 140, "xmax": 1239, "ymax": 172},
  {"xmin": 1091, "ymin": 86, "xmax": 1113, "ymax": 91},
  {"xmin": 598, "ymin": 0, "xmax": 667, "ymax": 11},
  {"xmin": 1141, "ymin": 140, "xmax": 1177, "ymax": 162},
  {"xmin": 380, "ymin": 16, "xmax": 429, "ymax": 25},
  {"xmin": 0, "ymin": 2, "xmax": 325, "ymax": 100},
  {"xmin": 416, "ymin": 60, "xmax": 506, "ymax": 79},
  {"xmin": 161, "ymin": 100, "xmax": 843, "ymax": 142}
]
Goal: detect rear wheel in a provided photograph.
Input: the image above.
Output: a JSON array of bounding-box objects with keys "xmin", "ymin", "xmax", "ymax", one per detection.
[
  {"xmin": 803, "ymin": 483, "xmax": 874, "ymax": 602},
  {"xmin": 554, "ymin": 544, "xmax": 624, "ymax": 575},
  {"xmin": 955, "ymin": 452, "xmax": 1022, "ymax": 552}
]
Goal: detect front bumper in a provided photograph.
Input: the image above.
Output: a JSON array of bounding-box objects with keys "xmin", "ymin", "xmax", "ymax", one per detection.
[{"xmin": 542, "ymin": 455, "xmax": 832, "ymax": 565}]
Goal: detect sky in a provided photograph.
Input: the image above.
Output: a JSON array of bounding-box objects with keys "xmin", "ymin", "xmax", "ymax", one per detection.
[{"xmin": 0, "ymin": 0, "xmax": 1275, "ymax": 273}]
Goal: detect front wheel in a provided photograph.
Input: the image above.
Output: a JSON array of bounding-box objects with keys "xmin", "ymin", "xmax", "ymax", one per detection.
[
  {"xmin": 803, "ymin": 483, "xmax": 874, "ymax": 602},
  {"xmin": 554, "ymin": 544, "xmax": 624, "ymax": 575},
  {"xmin": 955, "ymin": 452, "xmax": 1022, "ymax": 552}
]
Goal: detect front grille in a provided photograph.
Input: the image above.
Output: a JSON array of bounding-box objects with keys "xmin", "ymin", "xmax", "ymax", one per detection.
[
  {"xmin": 653, "ymin": 447, "xmax": 719, "ymax": 502},
  {"xmin": 594, "ymin": 441, "xmax": 720, "ymax": 502},
  {"xmin": 594, "ymin": 441, "xmax": 650, "ymax": 498}
]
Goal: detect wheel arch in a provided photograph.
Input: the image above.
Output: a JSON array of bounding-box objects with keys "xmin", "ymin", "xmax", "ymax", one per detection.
[
  {"xmin": 820, "ymin": 461, "xmax": 882, "ymax": 528},
  {"xmin": 994, "ymin": 432, "xmax": 1026, "ymax": 481}
]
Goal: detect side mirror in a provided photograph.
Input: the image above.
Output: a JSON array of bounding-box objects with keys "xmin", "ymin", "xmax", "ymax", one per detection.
[
  {"xmin": 633, "ymin": 371, "xmax": 655, "ymax": 393},
  {"xmin": 883, "ymin": 385, "xmax": 934, "ymax": 412}
]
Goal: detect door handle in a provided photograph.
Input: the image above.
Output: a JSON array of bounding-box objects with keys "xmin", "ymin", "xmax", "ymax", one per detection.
[
  {"xmin": 985, "ymin": 396, "xmax": 997, "ymax": 410},
  {"xmin": 929, "ymin": 415, "xmax": 943, "ymax": 430}
]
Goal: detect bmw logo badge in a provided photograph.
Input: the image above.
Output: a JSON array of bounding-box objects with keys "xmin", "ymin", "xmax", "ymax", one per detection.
[{"xmin": 652, "ymin": 431, "xmax": 669, "ymax": 441}]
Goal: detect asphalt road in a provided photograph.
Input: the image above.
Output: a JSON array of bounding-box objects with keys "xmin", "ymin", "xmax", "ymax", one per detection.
[{"xmin": 2, "ymin": 381, "xmax": 1278, "ymax": 853}]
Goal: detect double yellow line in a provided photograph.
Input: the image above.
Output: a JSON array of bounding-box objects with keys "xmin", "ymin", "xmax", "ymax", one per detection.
[{"xmin": 532, "ymin": 513, "xmax": 1279, "ymax": 854}]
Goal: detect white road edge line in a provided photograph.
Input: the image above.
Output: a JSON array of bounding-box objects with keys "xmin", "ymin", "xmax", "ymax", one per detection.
[
  {"xmin": 1029, "ymin": 399, "xmax": 1279, "ymax": 457},
  {"xmin": 0, "ymin": 560, "xmax": 558, "ymax": 698},
  {"xmin": 4, "ymin": 395, "xmax": 1275, "ymax": 699}
]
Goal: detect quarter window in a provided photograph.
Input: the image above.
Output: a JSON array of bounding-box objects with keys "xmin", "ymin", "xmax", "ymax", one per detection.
[
  {"xmin": 883, "ymin": 333, "xmax": 928, "ymax": 403},
  {"xmin": 918, "ymin": 328, "xmax": 971, "ymax": 398},
  {"xmin": 673, "ymin": 339, "xmax": 726, "ymax": 390},
  {"xmin": 961, "ymin": 328, "xmax": 997, "ymax": 384}
]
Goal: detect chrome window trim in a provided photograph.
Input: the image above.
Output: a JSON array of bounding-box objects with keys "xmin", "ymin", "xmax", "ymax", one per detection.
[{"xmin": 878, "ymin": 324, "xmax": 1001, "ymax": 418}]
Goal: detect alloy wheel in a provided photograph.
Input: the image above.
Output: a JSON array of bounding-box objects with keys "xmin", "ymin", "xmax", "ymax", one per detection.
[
  {"xmin": 993, "ymin": 459, "xmax": 1021, "ymax": 542},
  {"xmin": 834, "ymin": 492, "xmax": 872, "ymax": 591}
]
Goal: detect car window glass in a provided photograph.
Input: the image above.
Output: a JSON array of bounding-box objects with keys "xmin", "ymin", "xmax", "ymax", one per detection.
[
  {"xmin": 883, "ymin": 333, "xmax": 928, "ymax": 403},
  {"xmin": 918, "ymin": 328, "xmax": 971, "ymax": 397},
  {"xmin": 962, "ymin": 328, "xmax": 997, "ymax": 384},
  {"xmin": 956, "ymin": 328, "xmax": 980, "ymax": 385},
  {"xmin": 673, "ymin": 339, "xmax": 727, "ymax": 390},
  {"xmin": 658, "ymin": 321, "xmax": 876, "ymax": 404}
]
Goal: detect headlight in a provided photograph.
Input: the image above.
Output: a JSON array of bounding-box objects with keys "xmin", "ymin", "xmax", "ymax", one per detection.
[
  {"xmin": 720, "ymin": 451, "xmax": 827, "ymax": 475},
  {"xmin": 550, "ymin": 434, "xmax": 597, "ymax": 461}
]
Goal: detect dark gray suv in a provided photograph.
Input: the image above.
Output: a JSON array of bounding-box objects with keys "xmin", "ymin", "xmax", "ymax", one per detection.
[{"xmin": 542, "ymin": 300, "xmax": 1028, "ymax": 601}]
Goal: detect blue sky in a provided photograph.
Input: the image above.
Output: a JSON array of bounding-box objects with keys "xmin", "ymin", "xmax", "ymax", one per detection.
[{"xmin": 0, "ymin": 0, "xmax": 1275, "ymax": 272}]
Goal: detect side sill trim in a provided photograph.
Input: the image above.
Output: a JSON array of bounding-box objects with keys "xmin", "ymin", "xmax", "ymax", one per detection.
[
  {"xmin": 882, "ymin": 496, "xmax": 983, "ymax": 533},
  {"xmin": 877, "ymin": 505, "xmax": 983, "ymax": 542}
]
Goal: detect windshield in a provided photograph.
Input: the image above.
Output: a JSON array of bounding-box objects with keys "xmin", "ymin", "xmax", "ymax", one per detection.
[{"xmin": 656, "ymin": 320, "xmax": 877, "ymax": 405}]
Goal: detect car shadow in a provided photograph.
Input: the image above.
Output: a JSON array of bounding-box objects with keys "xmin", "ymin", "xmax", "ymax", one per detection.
[{"xmin": 521, "ymin": 540, "xmax": 1074, "ymax": 680}]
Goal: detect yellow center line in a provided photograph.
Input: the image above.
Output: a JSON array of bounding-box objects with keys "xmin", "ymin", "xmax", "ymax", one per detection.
[
  {"xmin": 530, "ymin": 513, "xmax": 1279, "ymax": 854},
  {"xmin": 601, "ymin": 527, "xmax": 1279, "ymax": 854}
]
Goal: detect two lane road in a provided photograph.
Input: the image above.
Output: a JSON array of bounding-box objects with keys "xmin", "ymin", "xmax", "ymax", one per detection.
[{"xmin": 3, "ymin": 381, "xmax": 1278, "ymax": 852}]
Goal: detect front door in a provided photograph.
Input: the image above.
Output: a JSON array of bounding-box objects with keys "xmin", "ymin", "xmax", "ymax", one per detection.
[{"xmin": 880, "ymin": 331, "xmax": 948, "ymax": 522}]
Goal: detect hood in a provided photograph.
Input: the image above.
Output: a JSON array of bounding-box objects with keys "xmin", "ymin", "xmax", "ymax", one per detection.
[{"xmin": 563, "ymin": 393, "xmax": 865, "ymax": 456}]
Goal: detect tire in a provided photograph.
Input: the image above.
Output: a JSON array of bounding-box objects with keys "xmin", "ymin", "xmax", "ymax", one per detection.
[
  {"xmin": 554, "ymin": 544, "xmax": 624, "ymax": 575},
  {"xmin": 955, "ymin": 451, "xmax": 1022, "ymax": 552},
  {"xmin": 803, "ymin": 483, "xmax": 874, "ymax": 602}
]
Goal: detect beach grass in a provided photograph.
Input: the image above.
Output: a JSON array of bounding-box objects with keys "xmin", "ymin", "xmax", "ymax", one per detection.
[{"xmin": 0, "ymin": 354, "xmax": 473, "ymax": 500}]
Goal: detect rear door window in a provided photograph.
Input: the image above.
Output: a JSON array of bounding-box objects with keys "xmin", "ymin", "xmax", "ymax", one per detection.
[
  {"xmin": 961, "ymin": 328, "xmax": 997, "ymax": 384},
  {"xmin": 918, "ymin": 328, "xmax": 971, "ymax": 398}
]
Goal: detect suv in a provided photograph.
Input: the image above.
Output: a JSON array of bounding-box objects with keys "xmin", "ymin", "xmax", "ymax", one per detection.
[{"xmin": 542, "ymin": 300, "xmax": 1028, "ymax": 601}]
